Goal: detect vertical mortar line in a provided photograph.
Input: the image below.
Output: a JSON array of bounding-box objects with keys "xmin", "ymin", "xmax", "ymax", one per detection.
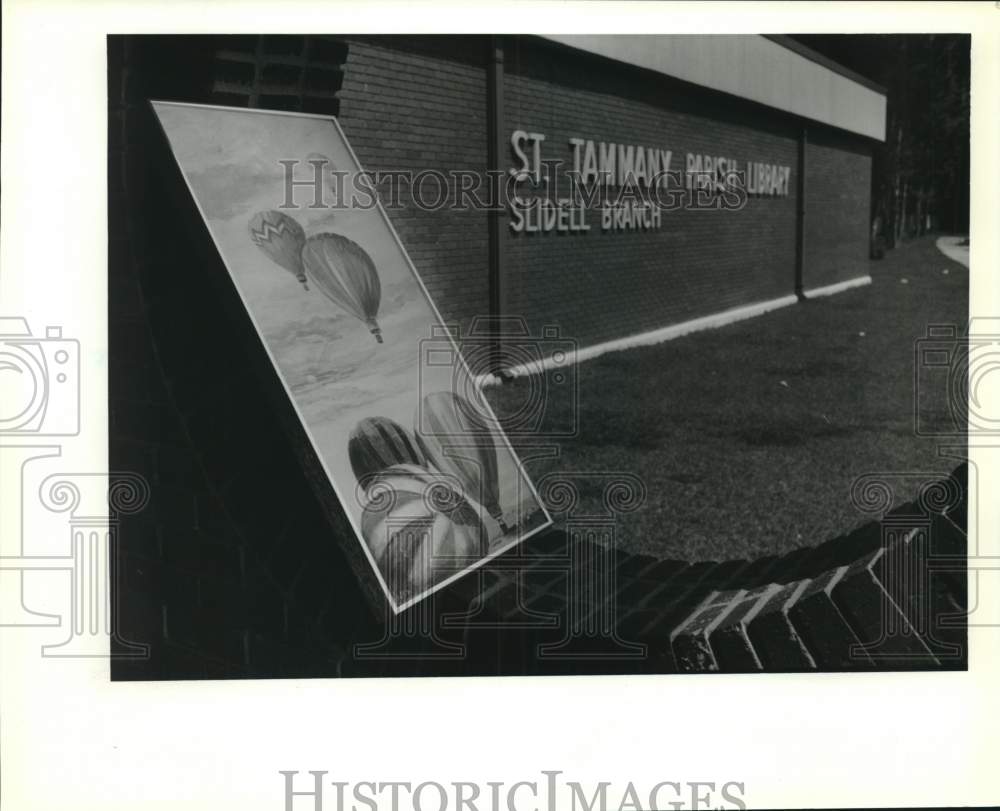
[
  {"xmin": 486, "ymin": 36, "xmax": 506, "ymax": 374},
  {"xmin": 795, "ymin": 125, "xmax": 807, "ymax": 298}
]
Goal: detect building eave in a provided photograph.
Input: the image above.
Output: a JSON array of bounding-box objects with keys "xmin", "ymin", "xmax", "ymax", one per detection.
[{"xmin": 539, "ymin": 34, "xmax": 888, "ymax": 142}]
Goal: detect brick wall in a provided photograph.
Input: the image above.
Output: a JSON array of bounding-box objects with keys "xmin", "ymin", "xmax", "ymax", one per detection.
[
  {"xmin": 501, "ymin": 39, "xmax": 801, "ymax": 347},
  {"xmin": 803, "ymin": 125, "xmax": 874, "ymax": 290},
  {"xmin": 335, "ymin": 36, "xmax": 491, "ymax": 335},
  {"xmin": 332, "ymin": 37, "xmax": 877, "ymax": 349}
]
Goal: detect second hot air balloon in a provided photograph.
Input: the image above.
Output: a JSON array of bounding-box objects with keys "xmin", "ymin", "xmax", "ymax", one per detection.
[
  {"xmin": 414, "ymin": 391, "xmax": 510, "ymax": 534},
  {"xmin": 301, "ymin": 233, "xmax": 383, "ymax": 343},
  {"xmin": 361, "ymin": 463, "xmax": 487, "ymax": 602},
  {"xmin": 248, "ymin": 210, "xmax": 309, "ymax": 290}
]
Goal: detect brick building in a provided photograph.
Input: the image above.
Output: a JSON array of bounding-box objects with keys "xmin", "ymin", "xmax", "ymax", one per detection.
[
  {"xmin": 118, "ymin": 35, "xmax": 885, "ymax": 350},
  {"xmin": 330, "ymin": 35, "xmax": 886, "ymax": 352},
  {"xmin": 108, "ymin": 35, "xmax": 934, "ymax": 681}
]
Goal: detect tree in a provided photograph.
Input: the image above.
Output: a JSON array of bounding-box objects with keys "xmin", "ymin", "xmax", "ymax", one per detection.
[{"xmin": 792, "ymin": 34, "xmax": 970, "ymax": 242}]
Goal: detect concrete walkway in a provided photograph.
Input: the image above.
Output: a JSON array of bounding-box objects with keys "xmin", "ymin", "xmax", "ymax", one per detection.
[{"xmin": 936, "ymin": 235, "xmax": 970, "ymax": 267}]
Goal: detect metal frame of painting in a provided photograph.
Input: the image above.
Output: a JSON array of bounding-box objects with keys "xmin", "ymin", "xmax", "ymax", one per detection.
[{"xmin": 150, "ymin": 101, "xmax": 553, "ymax": 614}]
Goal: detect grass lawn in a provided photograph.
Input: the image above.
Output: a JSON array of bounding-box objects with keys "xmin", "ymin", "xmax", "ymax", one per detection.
[{"xmin": 487, "ymin": 235, "xmax": 969, "ymax": 562}]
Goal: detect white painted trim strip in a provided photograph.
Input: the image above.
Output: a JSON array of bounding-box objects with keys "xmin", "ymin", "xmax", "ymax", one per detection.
[
  {"xmin": 478, "ymin": 275, "xmax": 872, "ymax": 386},
  {"xmin": 478, "ymin": 293, "xmax": 799, "ymax": 386},
  {"xmin": 801, "ymin": 275, "xmax": 872, "ymax": 299}
]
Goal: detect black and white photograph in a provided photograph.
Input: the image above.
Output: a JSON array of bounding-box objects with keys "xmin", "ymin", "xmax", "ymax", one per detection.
[
  {"xmin": 95, "ymin": 30, "xmax": 969, "ymax": 679},
  {"xmin": 2, "ymin": 4, "xmax": 997, "ymax": 810},
  {"xmin": 104, "ymin": 32, "xmax": 971, "ymax": 679}
]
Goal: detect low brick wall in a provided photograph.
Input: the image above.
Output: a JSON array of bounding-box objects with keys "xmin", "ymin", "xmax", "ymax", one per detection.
[{"xmin": 336, "ymin": 463, "xmax": 967, "ymax": 677}]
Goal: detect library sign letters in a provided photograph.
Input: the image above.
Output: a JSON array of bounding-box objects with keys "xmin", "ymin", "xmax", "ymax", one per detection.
[{"xmin": 508, "ymin": 130, "xmax": 791, "ymax": 235}]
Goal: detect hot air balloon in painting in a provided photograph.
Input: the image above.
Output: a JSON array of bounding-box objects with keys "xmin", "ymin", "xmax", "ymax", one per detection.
[
  {"xmin": 361, "ymin": 463, "xmax": 487, "ymax": 602},
  {"xmin": 414, "ymin": 391, "xmax": 509, "ymax": 534},
  {"xmin": 348, "ymin": 416, "xmax": 424, "ymax": 488},
  {"xmin": 248, "ymin": 210, "xmax": 309, "ymax": 290},
  {"xmin": 301, "ymin": 233, "xmax": 383, "ymax": 343}
]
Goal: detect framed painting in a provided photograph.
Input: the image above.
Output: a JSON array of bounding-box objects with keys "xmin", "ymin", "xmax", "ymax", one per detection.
[{"xmin": 151, "ymin": 101, "xmax": 552, "ymax": 613}]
